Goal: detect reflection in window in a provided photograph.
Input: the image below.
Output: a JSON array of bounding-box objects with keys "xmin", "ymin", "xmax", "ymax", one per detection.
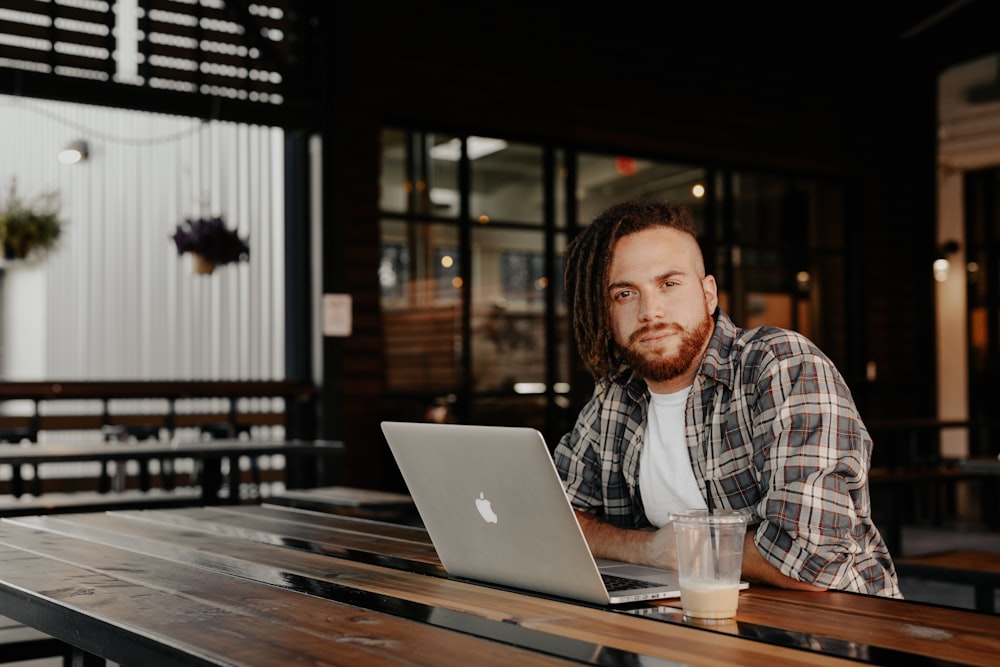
[
  {"xmin": 380, "ymin": 129, "xmax": 462, "ymax": 217},
  {"xmin": 500, "ymin": 251, "xmax": 563, "ymax": 304},
  {"xmin": 379, "ymin": 243, "xmax": 409, "ymax": 300},
  {"xmin": 435, "ymin": 247, "xmax": 460, "ymax": 302},
  {"xmin": 576, "ymin": 154, "xmax": 708, "ymax": 233},
  {"xmin": 471, "ymin": 141, "xmax": 543, "ymax": 225}
]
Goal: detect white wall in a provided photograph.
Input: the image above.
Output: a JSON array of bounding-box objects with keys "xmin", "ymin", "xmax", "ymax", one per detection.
[{"xmin": 0, "ymin": 94, "xmax": 286, "ymax": 380}]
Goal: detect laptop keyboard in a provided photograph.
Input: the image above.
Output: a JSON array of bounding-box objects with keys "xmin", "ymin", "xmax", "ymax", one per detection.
[{"xmin": 601, "ymin": 573, "xmax": 663, "ymax": 592}]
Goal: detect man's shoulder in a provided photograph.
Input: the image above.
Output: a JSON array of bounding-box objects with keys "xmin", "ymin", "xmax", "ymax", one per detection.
[
  {"xmin": 739, "ymin": 325, "xmax": 818, "ymax": 356},
  {"xmin": 716, "ymin": 311, "xmax": 822, "ymax": 359},
  {"xmin": 706, "ymin": 311, "xmax": 834, "ymax": 384}
]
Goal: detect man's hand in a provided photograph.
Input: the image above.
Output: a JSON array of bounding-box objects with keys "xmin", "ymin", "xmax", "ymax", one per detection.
[
  {"xmin": 574, "ymin": 509, "xmax": 678, "ymax": 569},
  {"xmin": 642, "ymin": 521, "xmax": 678, "ymax": 569}
]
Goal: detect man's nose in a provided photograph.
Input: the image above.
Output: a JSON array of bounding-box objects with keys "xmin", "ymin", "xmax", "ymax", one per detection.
[{"xmin": 638, "ymin": 292, "xmax": 666, "ymax": 321}]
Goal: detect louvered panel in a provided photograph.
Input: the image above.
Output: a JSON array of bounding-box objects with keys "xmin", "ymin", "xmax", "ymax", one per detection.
[
  {"xmin": 145, "ymin": 0, "xmax": 297, "ymax": 57},
  {"xmin": 4, "ymin": 0, "xmax": 107, "ymax": 20},
  {"xmin": 141, "ymin": 62, "xmax": 284, "ymax": 96},
  {"xmin": 146, "ymin": 39, "xmax": 284, "ymax": 69},
  {"xmin": 0, "ymin": 44, "xmax": 110, "ymax": 72},
  {"xmin": 0, "ymin": 0, "xmax": 308, "ymax": 116},
  {"xmin": 138, "ymin": 0, "xmax": 292, "ymax": 102},
  {"xmin": 0, "ymin": 0, "xmax": 113, "ymax": 78}
]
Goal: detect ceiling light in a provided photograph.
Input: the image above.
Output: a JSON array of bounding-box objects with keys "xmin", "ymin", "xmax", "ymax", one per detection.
[
  {"xmin": 58, "ymin": 140, "xmax": 89, "ymax": 164},
  {"xmin": 430, "ymin": 136, "xmax": 508, "ymax": 161}
]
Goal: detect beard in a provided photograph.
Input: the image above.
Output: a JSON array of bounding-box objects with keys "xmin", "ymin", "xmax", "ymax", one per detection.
[{"xmin": 620, "ymin": 310, "xmax": 714, "ymax": 383}]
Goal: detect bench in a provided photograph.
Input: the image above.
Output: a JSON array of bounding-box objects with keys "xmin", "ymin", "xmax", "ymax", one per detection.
[
  {"xmin": 0, "ymin": 614, "xmax": 71, "ymax": 665},
  {"xmin": 0, "ymin": 440, "xmax": 344, "ymax": 517},
  {"xmin": 894, "ymin": 549, "xmax": 1000, "ymax": 613},
  {"xmin": 0, "ymin": 380, "xmax": 318, "ymax": 444},
  {"xmin": 0, "ymin": 380, "xmax": 321, "ymax": 502}
]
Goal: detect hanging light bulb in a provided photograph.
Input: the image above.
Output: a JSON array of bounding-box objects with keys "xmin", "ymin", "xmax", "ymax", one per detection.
[{"xmin": 933, "ymin": 240, "xmax": 960, "ymax": 283}]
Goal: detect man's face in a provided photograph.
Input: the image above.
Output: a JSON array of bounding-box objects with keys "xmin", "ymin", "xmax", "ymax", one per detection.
[{"xmin": 606, "ymin": 227, "xmax": 718, "ymax": 393}]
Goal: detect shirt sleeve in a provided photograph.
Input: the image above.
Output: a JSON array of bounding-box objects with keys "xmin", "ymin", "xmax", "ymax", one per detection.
[
  {"xmin": 553, "ymin": 385, "xmax": 607, "ymax": 515},
  {"xmin": 554, "ymin": 379, "xmax": 650, "ymax": 529},
  {"xmin": 749, "ymin": 344, "xmax": 879, "ymax": 591}
]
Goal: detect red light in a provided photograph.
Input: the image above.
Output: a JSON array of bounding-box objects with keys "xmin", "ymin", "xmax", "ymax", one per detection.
[{"xmin": 615, "ymin": 157, "xmax": 637, "ymax": 176}]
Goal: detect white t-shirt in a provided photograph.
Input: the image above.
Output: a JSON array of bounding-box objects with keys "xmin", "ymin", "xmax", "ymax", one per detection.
[{"xmin": 638, "ymin": 385, "xmax": 707, "ymax": 527}]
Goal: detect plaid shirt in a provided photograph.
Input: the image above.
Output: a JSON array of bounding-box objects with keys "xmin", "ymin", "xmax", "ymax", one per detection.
[{"xmin": 553, "ymin": 309, "xmax": 901, "ymax": 597}]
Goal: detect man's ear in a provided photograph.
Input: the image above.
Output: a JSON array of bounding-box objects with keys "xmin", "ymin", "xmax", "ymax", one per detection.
[{"xmin": 703, "ymin": 275, "xmax": 719, "ymax": 313}]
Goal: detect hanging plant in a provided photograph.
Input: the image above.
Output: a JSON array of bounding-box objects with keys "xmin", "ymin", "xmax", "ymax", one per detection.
[
  {"xmin": 171, "ymin": 216, "xmax": 249, "ymax": 275},
  {"xmin": 0, "ymin": 177, "xmax": 62, "ymax": 261}
]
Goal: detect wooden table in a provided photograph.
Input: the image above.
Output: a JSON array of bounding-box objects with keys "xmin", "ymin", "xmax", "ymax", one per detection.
[
  {"xmin": 0, "ymin": 439, "xmax": 343, "ymax": 502},
  {"xmin": 0, "ymin": 505, "xmax": 996, "ymax": 667}
]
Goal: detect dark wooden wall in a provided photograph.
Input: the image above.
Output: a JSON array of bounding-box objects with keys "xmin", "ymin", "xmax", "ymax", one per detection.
[{"xmin": 321, "ymin": 3, "xmax": 945, "ymax": 488}]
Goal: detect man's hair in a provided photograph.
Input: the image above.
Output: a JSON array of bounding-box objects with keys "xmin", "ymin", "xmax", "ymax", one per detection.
[{"xmin": 564, "ymin": 200, "xmax": 698, "ymax": 379}]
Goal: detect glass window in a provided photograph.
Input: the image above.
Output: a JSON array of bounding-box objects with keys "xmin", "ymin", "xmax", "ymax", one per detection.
[
  {"xmin": 380, "ymin": 129, "xmax": 461, "ymax": 218},
  {"xmin": 435, "ymin": 246, "xmax": 461, "ymax": 304},
  {"xmin": 716, "ymin": 172, "xmax": 846, "ymax": 361},
  {"xmin": 379, "ymin": 219, "xmax": 462, "ymax": 394},
  {"xmin": 500, "ymin": 250, "xmax": 562, "ymax": 304},
  {"xmin": 425, "ymin": 133, "xmax": 462, "ymax": 218},
  {"xmin": 380, "ymin": 218, "xmax": 460, "ymax": 309},
  {"xmin": 379, "ymin": 128, "xmax": 409, "ymax": 214},
  {"xmin": 470, "ymin": 226, "xmax": 567, "ymax": 394},
  {"xmin": 379, "ymin": 242, "xmax": 409, "ymax": 302},
  {"xmin": 576, "ymin": 153, "xmax": 709, "ymax": 233},
  {"xmin": 378, "ymin": 128, "xmax": 847, "ymax": 438},
  {"xmin": 467, "ymin": 220, "xmax": 572, "ymax": 438},
  {"xmin": 470, "ymin": 139, "xmax": 544, "ymax": 225}
]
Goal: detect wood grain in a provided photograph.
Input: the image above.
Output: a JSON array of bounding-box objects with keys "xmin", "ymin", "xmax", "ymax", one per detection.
[{"xmin": 9, "ymin": 508, "xmax": 997, "ymax": 666}]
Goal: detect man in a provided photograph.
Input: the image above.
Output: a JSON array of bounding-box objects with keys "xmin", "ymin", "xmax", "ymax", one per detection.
[{"xmin": 553, "ymin": 200, "xmax": 900, "ymax": 597}]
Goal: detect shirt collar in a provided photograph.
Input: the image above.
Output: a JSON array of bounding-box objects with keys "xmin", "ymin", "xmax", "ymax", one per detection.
[{"xmin": 699, "ymin": 307, "xmax": 737, "ymax": 391}]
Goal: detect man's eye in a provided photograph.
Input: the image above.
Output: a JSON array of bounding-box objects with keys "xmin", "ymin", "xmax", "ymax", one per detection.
[{"xmin": 613, "ymin": 290, "xmax": 633, "ymax": 300}]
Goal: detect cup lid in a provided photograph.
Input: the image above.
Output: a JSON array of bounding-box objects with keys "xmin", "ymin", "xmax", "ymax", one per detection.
[{"xmin": 669, "ymin": 509, "xmax": 748, "ymax": 525}]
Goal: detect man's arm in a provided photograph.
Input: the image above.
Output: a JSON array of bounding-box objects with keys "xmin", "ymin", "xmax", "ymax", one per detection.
[
  {"xmin": 575, "ymin": 509, "xmax": 825, "ymax": 591},
  {"xmin": 739, "ymin": 531, "xmax": 825, "ymax": 591}
]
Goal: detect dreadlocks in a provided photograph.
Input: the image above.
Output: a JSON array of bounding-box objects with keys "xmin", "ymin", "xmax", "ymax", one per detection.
[{"xmin": 564, "ymin": 200, "xmax": 699, "ymax": 379}]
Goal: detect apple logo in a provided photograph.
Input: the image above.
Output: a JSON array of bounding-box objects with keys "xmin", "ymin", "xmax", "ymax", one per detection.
[{"xmin": 475, "ymin": 492, "xmax": 498, "ymax": 524}]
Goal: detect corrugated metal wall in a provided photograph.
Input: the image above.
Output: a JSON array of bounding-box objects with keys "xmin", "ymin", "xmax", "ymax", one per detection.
[{"xmin": 0, "ymin": 93, "xmax": 285, "ymax": 380}]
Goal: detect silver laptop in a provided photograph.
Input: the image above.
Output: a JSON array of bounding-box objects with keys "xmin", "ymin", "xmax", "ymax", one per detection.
[{"xmin": 381, "ymin": 420, "xmax": 707, "ymax": 605}]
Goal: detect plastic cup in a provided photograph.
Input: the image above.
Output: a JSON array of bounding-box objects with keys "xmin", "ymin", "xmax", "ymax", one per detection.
[{"xmin": 670, "ymin": 509, "xmax": 748, "ymax": 619}]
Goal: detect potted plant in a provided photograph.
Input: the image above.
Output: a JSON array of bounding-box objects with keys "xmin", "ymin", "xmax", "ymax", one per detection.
[
  {"xmin": 0, "ymin": 177, "xmax": 62, "ymax": 261},
  {"xmin": 171, "ymin": 216, "xmax": 249, "ymax": 275}
]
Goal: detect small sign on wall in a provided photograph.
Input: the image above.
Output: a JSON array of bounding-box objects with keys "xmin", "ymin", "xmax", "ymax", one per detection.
[{"xmin": 322, "ymin": 293, "xmax": 352, "ymax": 337}]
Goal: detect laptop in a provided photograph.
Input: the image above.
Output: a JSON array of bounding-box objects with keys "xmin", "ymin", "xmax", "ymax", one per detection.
[{"xmin": 381, "ymin": 420, "xmax": 744, "ymax": 605}]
